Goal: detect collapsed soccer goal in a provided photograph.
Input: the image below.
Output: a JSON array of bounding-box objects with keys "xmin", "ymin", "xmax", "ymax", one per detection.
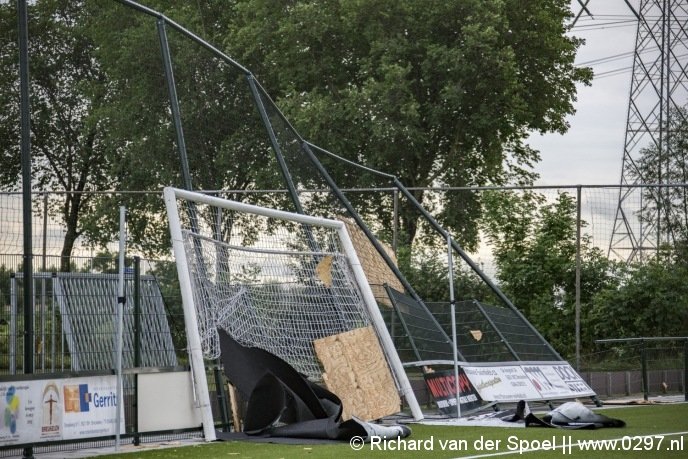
[{"xmin": 163, "ymin": 187, "xmax": 423, "ymax": 439}]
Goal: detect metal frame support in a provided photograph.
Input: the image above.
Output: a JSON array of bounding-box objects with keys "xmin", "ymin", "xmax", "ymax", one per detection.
[{"xmin": 18, "ymin": 1, "xmax": 34, "ymax": 455}]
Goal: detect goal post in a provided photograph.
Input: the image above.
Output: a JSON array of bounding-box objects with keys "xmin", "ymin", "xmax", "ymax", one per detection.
[
  {"xmin": 334, "ymin": 216, "xmax": 424, "ymax": 420},
  {"xmin": 163, "ymin": 188, "xmax": 217, "ymax": 441},
  {"xmin": 163, "ymin": 187, "xmax": 423, "ymax": 425}
]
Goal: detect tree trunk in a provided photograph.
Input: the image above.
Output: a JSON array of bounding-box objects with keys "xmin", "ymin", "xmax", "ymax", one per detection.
[
  {"xmin": 60, "ymin": 193, "xmax": 82, "ymax": 272},
  {"xmin": 399, "ymin": 189, "xmax": 425, "ymax": 247}
]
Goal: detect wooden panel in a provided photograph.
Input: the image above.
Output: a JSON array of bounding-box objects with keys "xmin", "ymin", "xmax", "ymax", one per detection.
[
  {"xmin": 339, "ymin": 217, "xmax": 403, "ymax": 307},
  {"xmin": 227, "ymin": 383, "xmax": 243, "ymax": 432},
  {"xmin": 314, "ymin": 326, "xmax": 401, "ymax": 421}
]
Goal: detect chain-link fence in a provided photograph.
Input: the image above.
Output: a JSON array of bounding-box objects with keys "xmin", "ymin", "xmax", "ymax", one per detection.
[
  {"xmin": 587, "ymin": 338, "xmax": 687, "ymax": 400},
  {"xmin": 2, "ymin": 183, "xmax": 686, "ymax": 272},
  {"xmin": 2, "ymin": 184, "xmax": 685, "ymax": 380}
]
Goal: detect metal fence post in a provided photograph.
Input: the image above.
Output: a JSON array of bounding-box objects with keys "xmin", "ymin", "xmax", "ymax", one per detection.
[
  {"xmin": 575, "ymin": 185, "xmax": 582, "ymax": 371},
  {"xmin": 10, "ymin": 273, "xmax": 16, "ymax": 375},
  {"xmin": 641, "ymin": 339, "xmax": 649, "ymax": 401},
  {"xmin": 214, "ymin": 362, "xmax": 231, "ymax": 431},
  {"xmin": 133, "ymin": 256, "xmax": 141, "ymax": 445},
  {"xmin": 134, "ymin": 257, "xmax": 141, "ymax": 366},
  {"xmin": 684, "ymin": 339, "xmax": 687, "ymax": 402},
  {"xmin": 393, "ymin": 188, "xmax": 399, "ymax": 255},
  {"xmin": 18, "ymin": 0, "xmax": 33, "ymax": 455}
]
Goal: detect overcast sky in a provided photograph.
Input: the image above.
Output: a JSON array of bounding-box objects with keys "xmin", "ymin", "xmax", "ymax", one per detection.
[{"xmin": 530, "ymin": 1, "xmax": 640, "ymax": 185}]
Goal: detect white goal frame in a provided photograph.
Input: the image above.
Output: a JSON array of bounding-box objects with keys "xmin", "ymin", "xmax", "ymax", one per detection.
[{"xmin": 164, "ymin": 187, "xmax": 423, "ymax": 439}]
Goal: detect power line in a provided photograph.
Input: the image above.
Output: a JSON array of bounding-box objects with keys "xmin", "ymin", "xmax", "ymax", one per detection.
[
  {"xmin": 572, "ymin": 20, "xmax": 638, "ymax": 31},
  {"xmin": 593, "ymin": 66, "xmax": 633, "ymax": 79},
  {"xmin": 576, "ymin": 49, "xmax": 637, "ymax": 67},
  {"xmin": 586, "ymin": 51, "xmax": 688, "ymax": 80},
  {"xmin": 575, "ymin": 14, "xmax": 683, "ymax": 21}
]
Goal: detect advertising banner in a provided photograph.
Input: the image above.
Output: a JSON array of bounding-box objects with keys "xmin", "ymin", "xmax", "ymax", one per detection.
[
  {"xmin": 536, "ymin": 364, "xmax": 596, "ymax": 397},
  {"xmin": 0, "ymin": 375, "xmax": 124, "ymax": 447},
  {"xmin": 462, "ymin": 365, "xmax": 541, "ymax": 402},
  {"xmin": 462, "ymin": 363, "xmax": 595, "ymax": 402},
  {"xmin": 424, "ymin": 368, "xmax": 482, "ymax": 415}
]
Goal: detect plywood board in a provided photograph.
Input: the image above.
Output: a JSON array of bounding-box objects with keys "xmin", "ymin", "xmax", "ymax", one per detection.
[
  {"xmin": 339, "ymin": 217, "xmax": 403, "ymax": 307},
  {"xmin": 227, "ymin": 383, "xmax": 243, "ymax": 432},
  {"xmin": 314, "ymin": 326, "xmax": 401, "ymax": 421}
]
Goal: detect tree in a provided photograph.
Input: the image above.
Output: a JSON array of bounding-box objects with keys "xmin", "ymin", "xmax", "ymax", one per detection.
[
  {"xmin": 1, "ymin": 0, "xmax": 592, "ymax": 263},
  {"xmin": 0, "ymin": 0, "xmax": 112, "ymax": 271},
  {"xmin": 223, "ymin": 0, "xmax": 591, "ymax": 250},
  {"xmin": 76, "ymin": 0, "xmax": 288, "ymax": 255},
  {"xmin": 396, "ymin": 245, "xmax": 493, "ymax": 304},
  {"xmin": 3, "ymin": 0, "xmax": 288, "ymax": 260},
  {"xmin": 590, "ymin": 257, "xmax": 688, "ymax": 342},
  {"xmin": 482, "ymin": 190, "xmax": 619, "ymax": 358},
  {"xmin": 484, "ymin": 189, "xmax": 688, "ymax": 361},
  {"xmin": 83, "ymin": 250, "xmax": 123, "ymax": 274}
]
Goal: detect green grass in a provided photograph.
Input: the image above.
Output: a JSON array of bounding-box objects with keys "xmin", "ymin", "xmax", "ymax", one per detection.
[{"xmin": 93, "ymin": 404, "xmax": 688, "ymax": 459}]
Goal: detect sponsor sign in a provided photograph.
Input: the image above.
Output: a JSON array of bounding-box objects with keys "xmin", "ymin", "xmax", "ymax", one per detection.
[
  {"xmin": 462, "ymin": 363, "xmax": 594, "ymax": 402},
  {"xmin": 462, "ymin": 366, "xmax": 541, "ymax": 402},
  {"xmin": 522, "ymin": 365, "xmax": 573, "ymax": 398},
  {"xmin": 0, "ymin": 375, "xmax": 124, "ymax": 446},
  {"xmin": 549, "ymin": 364, "xmax": 597, "ymax": 395},
  {"xmin": 424, "ymin": 369, "xmax": 482, "ymax": 415}
]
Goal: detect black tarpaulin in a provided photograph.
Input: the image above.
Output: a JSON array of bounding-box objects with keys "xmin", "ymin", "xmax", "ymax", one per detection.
[{"xmin": 216, "ymin": 329, "xmax": 411, "ymax": 441}]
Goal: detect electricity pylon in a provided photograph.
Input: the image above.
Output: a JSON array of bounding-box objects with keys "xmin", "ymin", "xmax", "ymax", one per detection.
[{"xmin": 607, "ymin": 0, "xmax": 688, "ymax": 262}]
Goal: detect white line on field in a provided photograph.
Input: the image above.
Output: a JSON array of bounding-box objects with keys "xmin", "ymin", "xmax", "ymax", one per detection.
[{"xmin": 455, "ymin": 430, "xmax": 688, "ymax": 458}]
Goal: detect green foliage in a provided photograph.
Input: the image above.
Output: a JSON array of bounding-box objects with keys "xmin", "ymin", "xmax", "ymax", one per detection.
[
  {"xmin": 223, "ymin": 0, "xmax": 591, "ymax": 249},
  {"xmin": 81, "ymin": 250, "xmax": 127, "ymax": 274},
  {"xmin": 1, "ymin": 0, "xmax": 591, "ymax": 264},
  {"xmin": 0, "ymin": 264, "xmax": 15, "ymax": 309},
  {"xmin": 483, "ymin": 188, "xmax": 688, "ymax": 361},
  {"xmin": 397, "ymin": 245, "xmax": 493, "ymax": 304},
  {"xmin": 0, "ymin": 0, "xmax": 114, "ymax": 270},
  {"xmin": 590, "ymin": 258, "xmax": 688, "ymax": 340},
  {"xmin": 78, "ymin": 0, "xmax": 290, "ymax": 256},
  {"xmin": 482, "ymin": 191, "xmax": 620, "ymax": 358}
]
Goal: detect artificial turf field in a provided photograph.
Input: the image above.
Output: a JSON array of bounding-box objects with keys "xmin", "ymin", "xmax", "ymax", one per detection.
[{"xmin": 88, "ymin": 403, "xmax": 688, "ymax": 459}]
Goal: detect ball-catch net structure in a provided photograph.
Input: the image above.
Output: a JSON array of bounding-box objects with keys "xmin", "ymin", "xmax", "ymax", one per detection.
[{"xmin": 163, "ymin": 187, "xmax": 422, "ymax": 421}]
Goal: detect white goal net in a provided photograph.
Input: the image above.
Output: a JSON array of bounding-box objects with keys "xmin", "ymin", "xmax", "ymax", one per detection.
[{"xmin": 163, "ymin": 187, "xmax": 422, "ymax": 424}]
